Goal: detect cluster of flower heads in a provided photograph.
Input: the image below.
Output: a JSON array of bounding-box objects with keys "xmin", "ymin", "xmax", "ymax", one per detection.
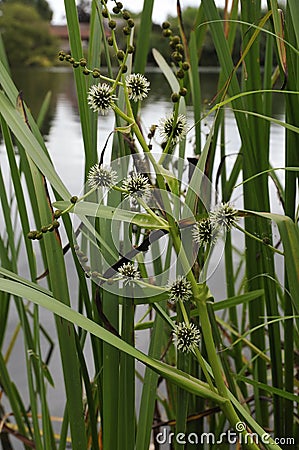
[
  {"xmin": 87, "ymin": 164, "xmax": 118, "ymax": 189},
  {"xmin": 87, "ymin": 73, "xmax": 150, "ymax": 115},
  {"xmin": 159, "ymin": 113, "xmax": 188, "ymax": 145},
  {"xmin": 122, "ymin": 172, "xmax": 152, "ymax": 201},
  {"xmin": 168, "ymin": 276, "xmax": 192, "ymax": 303},
  {"xmin": 167, "ymin": 276, "xmax": 200, "ymax": 353},
  {"xmin": 192, "ymin": 217, "xmax": 217, "ymax": 247},
  {"xmin": 126, "ymin": 73, "xmax": 150, "ymax": 102},
  {"xmin": 117, "ymin": 262, "xmax": 140, "ymax": 285},
  {"xmin": 173, "ymin": 322, "xmax": 201, "ymax": 354},
  {"xmin": 192, "ymin": 203, "xmax": 239, "ymax": 247},
  {"xmin": 86, "ymin": 164, "xmax": 152, "ymax": 204},
  {"xmin": 87, "ymin": 83, "xmax": 117, "ymax": 115},
  {"xmin": 210, "ymin": 203, "xmax": 239, "ymax": 230},
  {"xmin": 86, "ymin": 65, "xmax": 188, "ymax": 147}
]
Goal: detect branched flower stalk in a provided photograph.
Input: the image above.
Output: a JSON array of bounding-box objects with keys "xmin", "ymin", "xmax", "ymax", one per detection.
[
  {"xmin": 59, "ymin": 4, "xmax": 263, "ymax": 448},
  {"xmin": 168, "ymin": 228, "xmax": 259, "ymax": 449},
  {"xmin": 95, "ymin": 77, "xmax": 259, "ymax": 445},
  {"xmin": 107, "ymin": 82, "xmax": 259, "ymax": 446}
]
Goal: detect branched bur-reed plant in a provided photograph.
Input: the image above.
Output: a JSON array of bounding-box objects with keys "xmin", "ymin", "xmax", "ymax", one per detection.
[{"xmin": 0, "ymin": 0, "xmax": 298, "ymax": 449}]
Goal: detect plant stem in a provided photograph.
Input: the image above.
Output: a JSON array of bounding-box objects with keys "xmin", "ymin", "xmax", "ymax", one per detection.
[
  {"xmin": 138, "ymin": 198, "xmax": 169, "ymax": 228},
  {"xmin": 234, "ymin": 223, "xmax": 284, "ymax": 255},
  {"xmin": 170, "ymin": 226, "xmax": 260, "ymax": 449}
]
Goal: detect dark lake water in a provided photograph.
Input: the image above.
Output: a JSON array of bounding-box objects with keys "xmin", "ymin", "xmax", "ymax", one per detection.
[
  {"xmin": 8, "ymin": 66, "xmax": 285, "ymax": 194},
  {"xmin": 1, "ymin": 67, "xmax": 286, "ymax": 448}
]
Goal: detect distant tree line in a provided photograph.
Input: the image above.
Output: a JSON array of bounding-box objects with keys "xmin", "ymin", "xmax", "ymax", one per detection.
[
  {"xmin": 0, "ymin": 0, "xmax": 273, "ymax": 68},
  {"xmin": 141, "ymin": 7, "xmax": 270, "ymax": 67},
  {"xmin": 0, "ymin": 0, "xmax": 57, "ymax": 67},
  {"xmin": 97, "ymin": 4, "xmax": 271, "ymax": 67},
  {"xmin": 0, "ymin": 0, "xmax": 53, "ymax": 20}
]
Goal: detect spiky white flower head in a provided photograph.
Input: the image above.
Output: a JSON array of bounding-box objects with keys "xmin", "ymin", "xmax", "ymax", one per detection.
[
  {"xmin": 122, "ymin": 173, "xmax": 151, "ymax": 201},
  {"xmin": 87, "ymin": 83, "xmax": 116, "ymax": 115},
  {"xmin": 118, "ymin": 262, "xmax": 140, "ymax": 285},
  {"xmin": 126, "ymin": 73, "xmax": 150, "ymax": 102},
  {"xmin": 87, "ymin": 164, "xmax": 117, "ymax": 189},
  {"xmin": 158, "ymin": 113, "xmax": 188, "ymax": 145},
  {"xmin": 168, "ymin": 276, "xmax": 192, "ymax": 303},
  {"xmin": 173, "ymin": 322, "xmax": 201, "ymax": 353},
  {"xmin": 192, "ymin": 218, "xmax": 218, "ymax": 246},
  {"xmin": 210, "ymin": 202, "xmax": 239, "ymax": 231}
]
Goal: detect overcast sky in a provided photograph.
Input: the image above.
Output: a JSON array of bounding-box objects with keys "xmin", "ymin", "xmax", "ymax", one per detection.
[
  {"xmin": 49, "ymin": 0, "xmax": 279, "ymax": 24},
  {"xmin": 49, "ymin": 0, "xmax": 230, "ymax": 24}
]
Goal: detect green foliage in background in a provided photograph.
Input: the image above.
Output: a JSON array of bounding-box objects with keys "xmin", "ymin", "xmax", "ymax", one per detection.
[
  {"xmin": 0, "ymin": 0, "xmax": 53, "ymax": 20},
  {"xmin": 0, "ymin": 2, "xmax": 57, "ymax": 67}
]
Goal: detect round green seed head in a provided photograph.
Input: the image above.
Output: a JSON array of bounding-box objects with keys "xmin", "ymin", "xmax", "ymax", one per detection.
[
  {"xmin": 108, "ymin": 19, "xmax": 117, "ymax": 29},
  {"xmin": 54, "ymin": 210, "xmax": 62, "ymax": 218},
  {"xmin": 117, "ymin": 50, "xmax": 125, "ymax": 60},
  {"xmin": 122, "ymin": 10, "xmax": 130, "ymax": 19},
  {"xmin": 163, "ymin": 29, "xmax": 172, "ymax": 37},
  {"xmin": 176, "ymin": 69, "xmax": 185, "ymax": 79},
  {"xmin": 127, "ymin": 18, "xmax": 134, "ymax": 28},
  {"xmin": 172, "ymin": 35, "xmax": 181, "ymax": 45},
  {"xmin": 27, "ymin": 231, "xmax": 37, "ymax": 240},
  {"xmin": 176, "ymin": 43, "xmax": 184, "ymax": 54},
  {"xmin": 179, "ymin": 87, "xmax": 188, "ymax": 97},
  {"xmin": 127, "ymin": 45, "xmax": 134, "ymax": 54},
  {"xmin": 92, "ymin": 69, "xmax": 100, "ymax": 78},
  {"xmin": 123, "ymin": 26, "xmax": 130, "ymax": 35},
  {"xmin": 171, "ymin": 51, "xmax": 182, "ymax": 62},
  {"xmin": 162, "ymin": 21, "xmax": 171, "ymax": 29},
  {"xmin": 171, "ymin": 92, "xmax": 180, "ymax": 103},
  {"xmin": 70, "ymin": 196, "xmax": 78, "ymax": 204},
  {"xmin": 182, "ymin": 62, "xmax": 190, "ymax": 71}
]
